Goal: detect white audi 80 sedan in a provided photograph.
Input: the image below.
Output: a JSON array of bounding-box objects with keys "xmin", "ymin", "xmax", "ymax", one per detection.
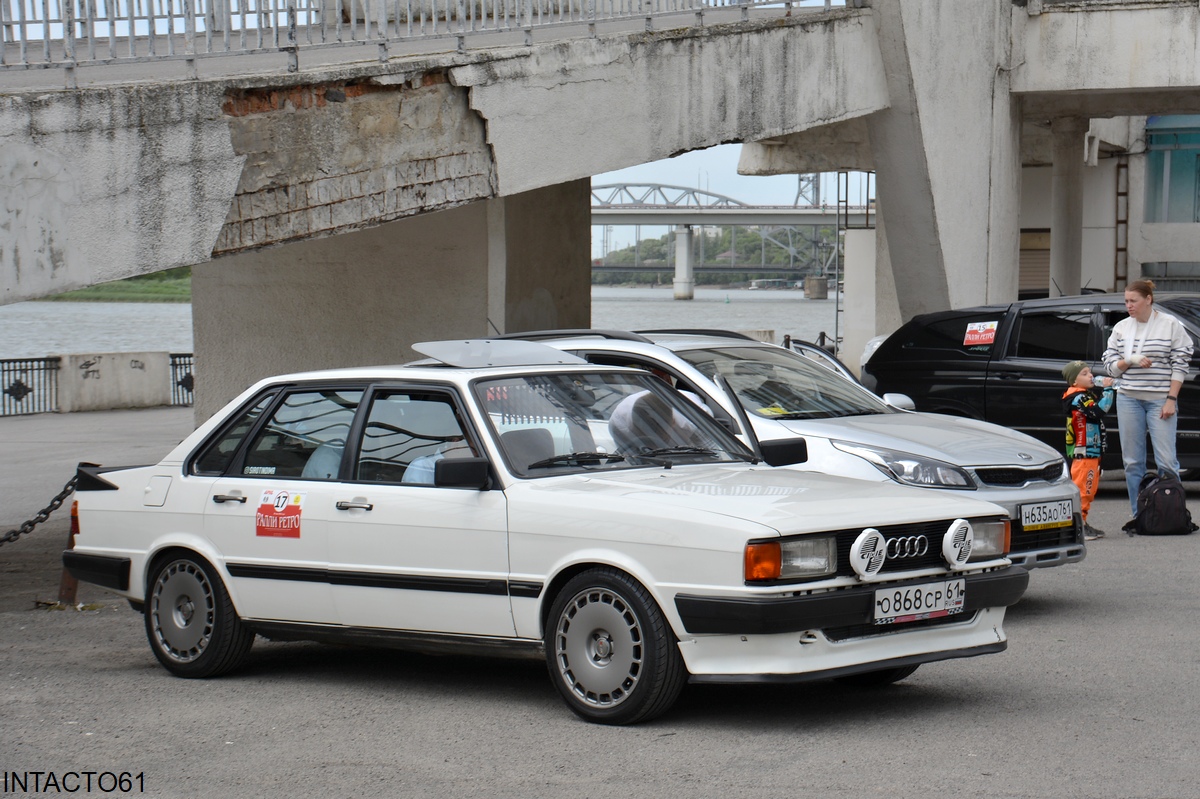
[{"xmin": 65, "ymin": 339, "xmax": 1029, "ymax": 724}]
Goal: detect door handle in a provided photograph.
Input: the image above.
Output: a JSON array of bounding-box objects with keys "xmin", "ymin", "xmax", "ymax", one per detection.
[
  {"xmin": 212, "ymin": 494, "xmax": 247, "ymax": 504},
  {"xmin": 336, "ymin": 501, "xmax": 374, "ymax": 511},
  {"xmin": 996, "ymin": 372, "xmax": 1023, "ymax": 380}
]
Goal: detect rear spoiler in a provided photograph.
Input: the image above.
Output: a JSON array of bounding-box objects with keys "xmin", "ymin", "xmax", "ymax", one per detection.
[{"xmin": 75, "ymin": 462, "xmax": 145, "ymax": 491}]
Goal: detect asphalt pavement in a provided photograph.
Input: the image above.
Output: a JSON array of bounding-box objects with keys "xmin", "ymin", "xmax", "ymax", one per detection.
[{"xmin": 3, "ymin": 407, "xmax": 1199, "ymax": 798}]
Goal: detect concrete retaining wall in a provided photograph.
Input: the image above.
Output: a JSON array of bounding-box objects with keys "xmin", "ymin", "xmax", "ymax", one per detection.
[{"xmin": 58, "ymin": 352, "xmax": 172, "ymax": 413}]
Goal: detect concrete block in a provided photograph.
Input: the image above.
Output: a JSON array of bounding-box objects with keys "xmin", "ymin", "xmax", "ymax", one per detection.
[{"xmin": 58, "ymin": 352, "xmax": 172, "ymax": 413}]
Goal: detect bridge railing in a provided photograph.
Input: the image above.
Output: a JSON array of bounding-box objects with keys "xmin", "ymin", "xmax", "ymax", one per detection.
[{"xmin": 1, "ymin": 0, "xmax": 828, "ymax": 73}]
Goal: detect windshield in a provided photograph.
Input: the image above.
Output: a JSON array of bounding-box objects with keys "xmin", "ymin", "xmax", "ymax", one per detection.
[
  {"xmin": 677, "ymin": 346, "xmax": 892, "ymax": 420},
  {"xmin": 474, "ymin": 371, "xmax": 753, "ymax": 476}
]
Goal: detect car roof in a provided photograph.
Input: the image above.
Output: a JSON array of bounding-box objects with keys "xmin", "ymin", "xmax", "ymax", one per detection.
[
  {"xmin": 501, "ymin": 328, "xmax": 775, "ymax": 353},
  {"xmin": 242, "ymin": 339, "xmax": 615, "ymax": 388},
  {"xmin": 905, "ymin": 291, "xmax": 1200, "ymax": 324}
]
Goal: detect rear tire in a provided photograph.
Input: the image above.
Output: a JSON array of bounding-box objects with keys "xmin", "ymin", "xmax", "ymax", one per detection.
[
  {"xmin": 144, "ymin": 553, "xmax": 253, "ymax": 678},
  {"xmin": 545, "ymin": 568, "xmax": 686, "ymax": 725},
  {"xmin": 834, "ymin": 664, "xmax": 919, "ymax": 687}
]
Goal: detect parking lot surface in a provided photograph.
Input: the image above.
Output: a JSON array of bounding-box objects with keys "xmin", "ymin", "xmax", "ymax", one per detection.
[{"xmin": 2, "ymin": 408, "xmax": 1198, "ymax": 798}]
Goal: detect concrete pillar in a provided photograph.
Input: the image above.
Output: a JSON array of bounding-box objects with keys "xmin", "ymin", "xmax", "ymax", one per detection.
[
  {"xmin": 1049, "ymin": 117, "xmax": 1087, "ymax": 297},
  {"xmin": 674, "ymin": 225, "xmax": 695, "ymax": 300},
  {"xmin": 192, "ymin": 180, "xmax": 590, "ymax": 422},
  {"xmin": 865, "ymin": 0, "xmax": 1022, "ymax": 320}
]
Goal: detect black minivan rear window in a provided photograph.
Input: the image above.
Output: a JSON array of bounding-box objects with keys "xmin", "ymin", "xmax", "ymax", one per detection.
[{"xmin": 901, "ymin": 314, "xmax": 1000, "ymax": 356}]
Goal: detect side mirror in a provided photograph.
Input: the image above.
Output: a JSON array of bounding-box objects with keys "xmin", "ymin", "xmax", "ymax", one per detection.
[
  {"xmin": 758, "ymin": 438, "xmax": 808, "ymax": 467},
  {"xmin": 434, "ymin": 457, "xmax": 492, "ymax": 490},
  {"xmin": 882, "ymin": 393, "xmax": 916, "ymax": 411}
]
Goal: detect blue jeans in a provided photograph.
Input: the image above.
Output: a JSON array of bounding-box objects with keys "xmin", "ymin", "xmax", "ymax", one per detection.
[{"xmin": 1116, "ymin": 393, "xmax": 1180, "ymax": 517}]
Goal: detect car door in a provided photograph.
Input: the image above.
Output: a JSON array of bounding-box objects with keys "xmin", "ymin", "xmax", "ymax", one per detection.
[
  {"xmin": 324, "ymin": 387, "xmax": 513, "ymax": 636},
  {"xmin": 201, "ymin": 386, "xmax": 364, "ymax": 625},
  {"xmin": 984, "ymin": 306, "xmax": 1097, "ymax": 449}
]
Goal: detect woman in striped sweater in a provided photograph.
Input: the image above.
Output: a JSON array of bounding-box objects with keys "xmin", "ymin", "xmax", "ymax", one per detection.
[{"xmin": 1102, "ymin": 279, "xmax": 1195, "ymax": 518}]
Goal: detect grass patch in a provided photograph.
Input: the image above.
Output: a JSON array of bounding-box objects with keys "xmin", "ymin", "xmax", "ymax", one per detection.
[{"xmin": 40, "ymin": 269, "xmax": 192, "ymax": 303}]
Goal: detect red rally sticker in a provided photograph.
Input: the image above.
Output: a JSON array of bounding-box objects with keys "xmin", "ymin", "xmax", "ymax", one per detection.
[
  {"xmin": 255, "ymin": 489, "xmax": 305, "ymax": 538},
  {"xmin": 963, "ymin": 321, "xmax": 998, "ymax": 346}
]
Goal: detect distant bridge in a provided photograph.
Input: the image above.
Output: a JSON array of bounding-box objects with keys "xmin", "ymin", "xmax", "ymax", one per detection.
[
  {"xmin": 589, "ymin": 182, "xmax": 870, "ymax": 274},
  {"xmin": 589, "ymin": 183, "xmax": 872, "ymax": 226}
]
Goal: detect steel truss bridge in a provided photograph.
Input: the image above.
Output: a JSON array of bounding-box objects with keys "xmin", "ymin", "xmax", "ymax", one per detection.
[{"xmin": 590, "ymin": 180, "xmax": 872, "ymax": 276}]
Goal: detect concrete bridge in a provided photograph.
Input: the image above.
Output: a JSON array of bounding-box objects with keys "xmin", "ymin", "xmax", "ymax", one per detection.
[{"xmin": 3, "ymin": 0, "xmax": 1200, "ymax": 419}]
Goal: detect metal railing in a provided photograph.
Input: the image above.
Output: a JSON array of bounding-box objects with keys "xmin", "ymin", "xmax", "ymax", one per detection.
[
  {"xmin": 0, "ymin": 353, "xmax": 194, "ymax": 416},
  {"xmin": 0, "ymin": 356, "xmax": 60, "ymax": 416},
  {"xmin": 1, "ymin": 0, "xmax": 826, "ymax": 73},
  {"xmin": 169, "ymin": 352, "xmax": 194, "ymax": 406}
]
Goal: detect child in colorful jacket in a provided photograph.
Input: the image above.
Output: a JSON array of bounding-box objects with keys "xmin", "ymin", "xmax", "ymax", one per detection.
[{"xmin": 1062, "ymin": 360, "xmax": 1115, "ymax": 539}]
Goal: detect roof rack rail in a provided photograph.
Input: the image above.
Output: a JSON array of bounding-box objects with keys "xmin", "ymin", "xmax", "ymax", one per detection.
[
  {"xmin": 494, "ymin": 329, "xmax": 654, "ymax": 343},
  {"xmin": 635, "ymin": 329, "xmax": 759, "ymax": 341}
]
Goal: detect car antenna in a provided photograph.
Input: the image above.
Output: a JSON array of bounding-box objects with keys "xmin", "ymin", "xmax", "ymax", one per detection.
[{"xmin": 713, "ymin": 372, "xmax": 762, "ymax": 464}]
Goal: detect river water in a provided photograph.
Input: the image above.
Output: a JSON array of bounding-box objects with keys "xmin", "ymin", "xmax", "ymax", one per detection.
[{"xmin": 0, "ymin": 287, "xmax": 841, "ymax": 359}]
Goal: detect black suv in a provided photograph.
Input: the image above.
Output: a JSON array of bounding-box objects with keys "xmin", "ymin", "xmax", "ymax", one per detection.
[{"xmin": 861, "ymin": 293, "xmax": 1200, "ymax": 471}]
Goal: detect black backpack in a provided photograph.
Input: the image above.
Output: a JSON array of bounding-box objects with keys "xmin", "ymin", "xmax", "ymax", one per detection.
[{"xmin": 1123, "ymin": 472, "xmax": 1197, "ymax": 536}]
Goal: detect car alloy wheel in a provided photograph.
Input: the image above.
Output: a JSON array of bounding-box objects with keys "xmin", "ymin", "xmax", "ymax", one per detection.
[
  {"xmin": 546, "ymin": 568, "xmax": 686, "ymax": 725},
  {"xmin": 145, "ymin": 553, "xmax": 253, "ymax": 678}
]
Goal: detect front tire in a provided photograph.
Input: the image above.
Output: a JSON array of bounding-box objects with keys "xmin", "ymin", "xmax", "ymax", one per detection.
[
  {"xmin": 144, "ymin": 553, "xmax": 253, "ymax": 678},
  {"xmin": 545, "ymin": 568, "xmax": 686, "ymax": 725}
]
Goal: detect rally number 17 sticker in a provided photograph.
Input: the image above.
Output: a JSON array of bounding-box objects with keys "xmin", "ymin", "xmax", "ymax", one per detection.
[{"xmin": 256, "ymin": 489, "xmax": 305, "ymax": 538}]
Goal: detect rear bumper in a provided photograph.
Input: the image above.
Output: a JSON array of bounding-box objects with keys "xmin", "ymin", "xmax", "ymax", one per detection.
[
  {"xmin": 674, "ymin": 565, "xmax": 1029, "ymax": 636},
  {"xmin": 62, "ymin": 551, "xmax": 130, "ymax": 592}
]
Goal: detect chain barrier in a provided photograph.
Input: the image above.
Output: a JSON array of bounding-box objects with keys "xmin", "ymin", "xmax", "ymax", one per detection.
[{"xmin": 0, "ymin": 474, "xmax": 78, "ymax": 548}]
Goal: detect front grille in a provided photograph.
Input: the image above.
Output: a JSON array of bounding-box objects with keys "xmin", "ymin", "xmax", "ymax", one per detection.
[
  {"xmin": 1011, "ymin": 518, "xmax": 1082, "ymax": 554},
  {"xmin": 832, "ymin": 519, "xmax": 958, "ymax": 577},
  {"xmin": 824, "ymin": 611, "xmax": 979, "ymax": 642},
  {"xmin": 973, "ymin": 463, "xmax": 1064, "ymax": 487}
]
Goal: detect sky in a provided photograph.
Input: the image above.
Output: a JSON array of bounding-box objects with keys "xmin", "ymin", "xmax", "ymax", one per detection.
[{"xmin": 593, "ymin": 144, "xmax": 814, "ymax": 207}]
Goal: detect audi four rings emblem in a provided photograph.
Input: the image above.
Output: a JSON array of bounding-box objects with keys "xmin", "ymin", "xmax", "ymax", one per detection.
[{"xmin": 886, "ymin": 535, "xmax": 930, "ymax": 558}]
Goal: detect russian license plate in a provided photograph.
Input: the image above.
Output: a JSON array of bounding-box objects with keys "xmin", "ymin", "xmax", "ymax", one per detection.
[
  {"xmin": 873, "ymin": 579, "xmax": 966, "ymax": 625},
  {"xmin": 1021, "ymin": 499, "xmax": 1073, "ymax": 531}
]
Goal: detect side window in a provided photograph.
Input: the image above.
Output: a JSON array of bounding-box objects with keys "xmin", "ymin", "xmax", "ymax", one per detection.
[
  {"xmin": 241, "ymin": 389, "xmax": 363, "ymax": 479},
  {"xmin": 1101, "ymin": 309, "xmax": 1126, "ymax": 351},
  {"xmin": 191, "ymin": 393, "xmax": 275, "ymax": 476},
  {"xmin": 1009, "ymin": 311, "xmax": 1092, "ymax": 360},
  {"xmin": 900, "ymin": 313, "xmax": 1001, "ymax": 357},
  {"xmin": 355, "ymin": 392, "xmax": 473, "ymax": 485}
]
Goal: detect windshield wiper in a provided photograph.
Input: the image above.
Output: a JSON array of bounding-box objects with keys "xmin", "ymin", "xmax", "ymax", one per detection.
[
  {"xmin": 639, "ymin": 446, "xmax": 719, "ymax": 458},
  {"xmin": 526, "ymin": 451, "xmax": 626, "ymax": 469},
  {"xmin": 771, "ymin": 409, "xmax": 884, "ymax": 420}
]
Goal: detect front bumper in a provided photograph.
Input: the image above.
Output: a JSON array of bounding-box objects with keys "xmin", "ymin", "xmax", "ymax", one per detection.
[
  {"xmin": 674, "ymin": 565, "xmax": 1029, "ymax": 635},
  {"xmin": 976, "ymin": 481, "xmax": 1084, "ymax": 570}
]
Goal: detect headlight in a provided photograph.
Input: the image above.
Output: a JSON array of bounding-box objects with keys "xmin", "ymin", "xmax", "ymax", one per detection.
[
  {"xmin": 832, "ymin": 440, "xmax": 975, "ymax": 489},
  {"xmin": 967, "ymin": 517, "xmax": 1010, "ymax": 561},
  {"xmin": 745, "ymin": 536, "xmax": 837, "ymax": 582}
]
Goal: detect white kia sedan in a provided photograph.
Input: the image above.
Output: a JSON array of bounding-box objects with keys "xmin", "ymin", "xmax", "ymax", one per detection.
[
  {"xmin": 514, "ymin": 330, "xmax": 1085, "ymax": 571},
  {"xmin": 65, "ymin": 339, "xmax": 1029, "ymax": 724}
]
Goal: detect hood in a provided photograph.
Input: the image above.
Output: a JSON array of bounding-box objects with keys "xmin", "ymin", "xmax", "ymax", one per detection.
[
  {"xmin": 768, "ymin": 411, "xmax": 1060, "ymax": 468},
  {"xmin": 514, "ymin": 462, "xmax": 1007, "ymax": 536}
]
